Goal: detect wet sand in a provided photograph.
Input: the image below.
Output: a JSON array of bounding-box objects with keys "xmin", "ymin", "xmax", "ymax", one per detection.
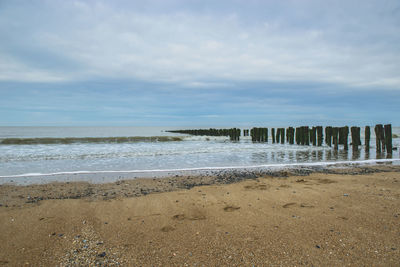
[{"xmin": 0, "ymin": 165, "xmax": 399, "ymax": 266}]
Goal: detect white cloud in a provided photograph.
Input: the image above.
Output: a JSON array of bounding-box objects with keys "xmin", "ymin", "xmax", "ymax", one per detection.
[{"xmin": 0, "ymin": 0, "xmax": 399, "ymax": 89}]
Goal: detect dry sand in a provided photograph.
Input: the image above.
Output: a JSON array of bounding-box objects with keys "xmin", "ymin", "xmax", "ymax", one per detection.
[{"xmin": 0, "ymin": 166, "xmax": 400, "ymax": 266}]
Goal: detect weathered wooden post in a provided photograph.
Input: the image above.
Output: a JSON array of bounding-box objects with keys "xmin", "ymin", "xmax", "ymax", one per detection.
[
  {"xmin": 291, "ymin": 127, "xmax": 295, "ymax": 144},
  {"xmin": 312, "ymin": 127, "xmax": 317, "ymax": 146},
  {"xmin": 384, "ymin": 124, "xmax": 392, "ymax": 154},
  {"xmin": 264, "ymin": 128, "xmax": 269, "ymax": 143},
  {"xmin": 276, "ymin": 128, "xmax": 280, "ymax": 144},
  {"xmin": 376, "ymin": 124, "xmax": 383, "ymax": 153},
  {"xmin": 300, "ymin": 126, "xmax": 306, "ymax": 145},
  {"xmin": 272, "ymin": 128, "xmax": 276, "ymax": 143},
  {"xmin": 295, "ymin": 127, "xmax": 300, "ymax": 145},
  {"xmin": 317, "ymin": 126, "xmax": 323, "ymax": 146},
  {"xmin": 325, "ymin": 126, "xmax": 332, "ymax": 147},
  {"xmin": 351, "ymin": 126, "xmax": 360, "ymax": 151},
  {"xmin": 299, "ymin": 127, "xmax": 304, "ymax": 145},
  {"xmin": 365, "ymin": 126, "xmax": 370, "ymax": 152},
  {"xmin": 280, "ymin": 128, "xmax": 285, "ymax": 144},
  {"xmin": 305, "ymin": 126, "xmax": 310, "ymax": 146},
  {"xmin": 288, "ymin": 127, "xmax": 294, "ymax": 145},
  {"xmin": 286, "ymin": 128, "xmax": 289, "ymax": 143},
  {"xmin": 332, "ymin": 127, "xmax": 339, "ymax": 150},
  {"xmin": 375, "ymin": 125, "xmax": 382, "ymax": 153},
  {"xmin": 339, "ymin": 126, "xmax": 349, "ymax": 150}
]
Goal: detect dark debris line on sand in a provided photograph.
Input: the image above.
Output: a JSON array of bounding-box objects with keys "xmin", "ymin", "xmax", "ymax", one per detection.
[{"xmin": 1, "ymin": 164, "xmax": 400, "ymax": 208}]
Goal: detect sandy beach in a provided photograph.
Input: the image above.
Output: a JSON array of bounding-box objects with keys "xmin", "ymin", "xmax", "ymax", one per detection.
[{"xmin": 0, "ymin": 165, "xmax": 399, "ymax": 266}]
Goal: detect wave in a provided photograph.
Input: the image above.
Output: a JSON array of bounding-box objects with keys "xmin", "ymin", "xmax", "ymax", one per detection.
[
  {"xmin": 1, "ymin": 158, "xmax": 398, "ymax": 178},
  {"xmin": 0, "ymin": 136, "xmax": 184, "ymax": 145}
]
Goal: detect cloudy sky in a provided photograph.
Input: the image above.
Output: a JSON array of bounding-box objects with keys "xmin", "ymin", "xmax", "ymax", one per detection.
[{"xmin": 0, "ymin": 0, "xmax": 399, "ymax": 126}]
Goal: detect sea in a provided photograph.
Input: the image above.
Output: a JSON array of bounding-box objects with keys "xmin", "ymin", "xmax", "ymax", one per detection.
[{"xmin": 1, "ymin": 126, "xmax": 399, "ymax": 185}]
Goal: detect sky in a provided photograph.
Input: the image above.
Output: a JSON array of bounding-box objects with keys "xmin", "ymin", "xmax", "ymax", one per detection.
[{"xmin": 0, "ymin": 0, "xmax": 399, "ymax": 126}]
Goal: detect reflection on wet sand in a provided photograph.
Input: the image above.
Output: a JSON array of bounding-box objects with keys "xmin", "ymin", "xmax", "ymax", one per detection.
[{"xmin": 249, "ymin": 144, "xmax": 393, "ymax": 165}]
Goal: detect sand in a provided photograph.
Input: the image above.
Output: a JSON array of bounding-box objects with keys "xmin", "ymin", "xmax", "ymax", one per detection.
[{"xmin": 0, "ymin": 166, "xmax": 399, "ymax": 266}]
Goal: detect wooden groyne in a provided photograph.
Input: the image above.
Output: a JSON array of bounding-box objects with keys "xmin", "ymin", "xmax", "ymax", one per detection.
[
  {"xmin": 166, "ymin": 128, "xmax": 241, "ymax": 141},
  {"xmin": 168, "ymin": 124, "xmax": 394, "ymax": 155}
]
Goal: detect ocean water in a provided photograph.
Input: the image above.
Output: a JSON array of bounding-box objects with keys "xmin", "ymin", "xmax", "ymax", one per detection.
[{"xmin": 0, "ymin": 126, "xmax": 399, "ymax": 185}]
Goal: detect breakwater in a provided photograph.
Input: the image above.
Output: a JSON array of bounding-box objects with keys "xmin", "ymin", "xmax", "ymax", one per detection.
[{"xmin": 169, "ymin": 124, "xmax": 394, "ymax": 155}]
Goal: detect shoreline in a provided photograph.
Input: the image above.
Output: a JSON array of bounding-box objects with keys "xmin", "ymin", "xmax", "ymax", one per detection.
[
  {"xmin": 0, "ymin": 164, "xmax": 399, "ymax": 265},
  {"xmin": 1, "ymin": 163, "xmax": 400, "ymax": 208},
  {"xmin": 1, "ymin": 158, "xmax": 400, "ymax": 186}
]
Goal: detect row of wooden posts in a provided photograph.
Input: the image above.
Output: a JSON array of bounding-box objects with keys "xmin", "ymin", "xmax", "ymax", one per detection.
[
  {"xmin": 250, "ymin": 124, "xmax": 393, "ymax": 154},
  {"xmin": 169, "ymin": 124, "xmax": 393, "ymax": 154},
  {"xmin": 167, "ymin": 128, "xmax": 241, "ymax": 141}
]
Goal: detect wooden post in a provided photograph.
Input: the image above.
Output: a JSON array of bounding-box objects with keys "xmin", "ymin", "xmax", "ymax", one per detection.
[
  {"xmin": 316, "ymin": 126, "xmax": 323, "ymax": 146},
  {"xmin": 351, "ymin": 126, "xmax": 360, "ymax": 151},
  {"xmin": 365, "ymin": 126, "xmax": 370, "ymax": 152},
  {"xmin": 375, "ymin": 125, "xmax": 382, "ymax": 153},
  {"xmin": 286, "ymin": 128, "xmax": 289, "ymax": 143},
  {"xmin": 384, "ymin": 124, "xmax": 392, "ymax": 154},
  {"xmin": 312, "ymin": 127, "xmax": 317, "ymax": 146},
  {"xmin": 325, "ymin": 126, "xmax": 332, "ymax": 147},
  {"xmin": 332, "ymin": 127, "xmax": 339, "ymax": 150},
  {"xmin": 288, "ymin": 127, "xmax": 294, "ymax": 145},
  {"xmin": 291, "ymin": 127, "xmax": 295, "ymax": 144},
  {"xmin": 272, "ymin": 128, "xmax": 275, "ymax": 143},
  {"xmin": 341, "ymin": 126, "xmax": 349, "ymax": 150},
  {"xmin": 299, "ymin": 127, "xmax": 304, "ymax": 145},
  {"xmin": 305, "ymin": 126, "xmax": 310, "ymax": 146},
  {"xmin": 280, "ymin": 128, "xmax": 285, "ymax": 144},
  {"xmin": 276, "ymin": 128, "xmax": 280, "ymax": 144},
  {"xmin": 301, "ymin": 126, "xmax": 306, "ymax": 145},
  {"xmin": 375, "ymin": 124, "xmax": 385, "ymax": 152}
]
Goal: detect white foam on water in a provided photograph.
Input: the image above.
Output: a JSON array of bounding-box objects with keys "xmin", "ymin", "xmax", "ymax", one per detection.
[{"xmin": 1, "ymin": 158, "xmax": 398, "ymax": 179}]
